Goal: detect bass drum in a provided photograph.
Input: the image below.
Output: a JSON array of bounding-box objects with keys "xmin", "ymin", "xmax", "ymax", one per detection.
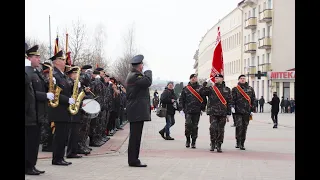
[{"xmin": 81, "ymin": 99, "xmax": 101, "ymax": 119}]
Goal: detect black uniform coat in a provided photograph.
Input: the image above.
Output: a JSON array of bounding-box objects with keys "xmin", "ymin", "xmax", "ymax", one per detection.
[
  {"xmin": 48, "ymin": 67, "xmax": 72, "ymax": 123},
  {"xmin": 31, "ymin": 69, "xmax": 49, "ymax": 124},
  {"xmin": 125, "ymin": 68, "xmax": 152, "ymax": 122},
  {"xmin": 25, "ymin": 66, "xmax": 37, "ymax": 126}
]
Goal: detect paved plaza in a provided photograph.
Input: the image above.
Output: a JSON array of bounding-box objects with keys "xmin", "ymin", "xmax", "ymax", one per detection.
[{"xmin": 27, "ymin": 112, "xmax": 295, "ymax": 180}]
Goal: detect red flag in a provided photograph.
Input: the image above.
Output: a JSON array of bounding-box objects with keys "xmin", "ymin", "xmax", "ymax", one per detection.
[
  {"xmin": 209, "ymin": 27, "xmax": 224, "ymax": 81},
  {"xmin": 54, "ymin": 35, "xmax": 59, "ymax": 55},
  {"xmin": 96, "ymin": 64, "xmax": 99, "ymax": 68},
  {"xmin": 66, "ymin": 52, "xmax": 72, "ymax": 65}
]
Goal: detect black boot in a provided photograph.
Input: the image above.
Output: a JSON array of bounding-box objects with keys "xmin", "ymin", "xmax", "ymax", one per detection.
[
  {"xmin": 185, "ymin": 137, "xmax": 190, "ymax": 148},
  {"xmin": 210, "ymin": 141, "xmax": 215, "ymax": 151},
  {"xmin": 235, "ymin": 140, "xmax": 240, "ymax": 148},
  {"xmin": 159, "ymin": 129, "xmax": 166, "ymax": 140},
  {"xmin": 165, "ymin": 136, "xmax": 174, "ymax": 140},
  {"xmin": 239, "ymin": 141, "xmax": 246, "ymax": 150},
  {"xmin": 191, "ymin": 139, "xmax": 196, "ymax": 149},
  {"xmin": 216, "ymin": 143, "xmax": 222, "ymax": 153}
]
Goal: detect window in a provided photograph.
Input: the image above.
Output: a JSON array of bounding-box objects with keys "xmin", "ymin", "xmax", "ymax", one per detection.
[
  {"xmin": 231, "ymin": 62, "xmax": 234, "ymax": 74},
  {"xmin": 262, "ymin": 80, "xmax": 265, "ymax": 98},
  {"xmin": 253, "ymin": 8, "xmax": 256, "ymax": 17},
  {"xmin": 257, "ymin": 81, "xmax": 259, "ymax": 98},
  {"xmin": 252, "ymin": 81, "xmax": 255, "ymax": 90},
  {"xmin": 251, "ymin": 56, "xmax": 255, "ymax": 66},
  {"xmin": 248, "ymin": 58, "xmax": 250, "ymax": 66},
  {"xmin": 248, "ymin": 11, "xmax": 251, "ymax": 18},
  {"xmin": 263, "ymin": 1, "xmax": 266, "ymax": 10},
  {"xmin": 252, "ymin": 32, "xmax": 255, "ymax": 42},
  {"xmin": 248, "ymin": 34, "xmax": 250, "ymax": 43},
  {"xmin": 257, "ymin": 56, "xmax": 260, "ymax": 66},
  {"xmin": 244, "ymin": 36, "xmax": 246, "ymax": 44},
  {"xmin": 258, "ymin": 30, "xmax": 260, "ymax": 39},
  {"xmin": 258, "ymin": 5, "xmax": 261, "ymax": 13},
  {"xmin": 262, "ymin": 54, "xmax": 265, "ymax": 64},
  {"xmin": 276, "ymin": 82, "xmax": 280, "ymax": 95},
  {"xmin": 268, "ymin": 0, "xmax": 272, "ymax": 9},
  {"xmin": 244, "ymin": 59, "xmax": 247, "ymax": 71},
  {"xmin": 267, "ymin": 80, "xmax": 270, "ymax": 101},
  {"xmin": 267, "ymin": 26, "xmax": 271, "ymax": 37},
  {"xmin": 283, "ymin": 82, "xmax": 290, "ymax": 99},
  {"xmin": 245, "ymin": 13, "xmax": 247, "ymax": 20},
  {"xmin": 266, "ymin": 53, "xmax": 270, "ymax": 63},
  {"xmin": 263, "ymin": 28, "xmax": 265, "ymax": 37}
]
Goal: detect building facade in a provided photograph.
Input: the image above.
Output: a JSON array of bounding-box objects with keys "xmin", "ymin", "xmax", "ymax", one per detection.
[
  {"xmin": 197, "ymin": 8, "xmax": 243, "ymax": 88},
  {"xmin": 196, "ymin": 0, "xmax": 295, "ymax": 101}
]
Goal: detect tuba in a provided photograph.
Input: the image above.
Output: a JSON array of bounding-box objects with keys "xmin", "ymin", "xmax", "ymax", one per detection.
[
  {"xmin": 67, "ymin": 65, "xmax": 86, "ymax": 115},
  {"xmin": 42, "ymin": 63, "xmax": 62, "ymax": 108}
]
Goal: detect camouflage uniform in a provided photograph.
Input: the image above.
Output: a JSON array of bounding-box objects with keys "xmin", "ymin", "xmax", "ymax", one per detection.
[
  {"xmin": 97, "ymin": 78, "xmax": 108, "ymax": 142},
  {"xmin": 89, "ymin": 77, "xmax": 105, "ymax": 147},
  {"xmin": 77, "ymin": 72, "xmax": 93, "ymax": 154},
  {"xmin": 201, "ymin": 82, "xmax": 232, "ymax": 152},
  {"xmin": 179, "ymin": 82, "xmax": 207, "ymax": 148},
  {"xmin": 102, "ymin": 81, "xmax": 113, "ymax": 136},
  {"xmin": 231, "ymin": 82, "xmax": 256, "ymax": 150}
]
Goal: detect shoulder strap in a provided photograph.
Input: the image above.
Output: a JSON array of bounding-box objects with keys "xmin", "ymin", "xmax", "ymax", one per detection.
[
  {"xmin": 236, "ymin": 85, "xmax": 252, "ymax": 107},
  {"xmin": 186, "ymin": 85, "xmax": 203, "ymax": 103},
  {"xmin": 212, "ymin": 85, "xmax": 227, "ymax": 107}
]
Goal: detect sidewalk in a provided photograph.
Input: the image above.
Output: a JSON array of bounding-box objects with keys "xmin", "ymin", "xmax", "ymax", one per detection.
[
  {"xmin": 253, "ymin": 112, "xmax": 295, "ymax": 128},
  {"xmin": 29, "ymin": 112, "xmax": 294, "ymax": 180}
]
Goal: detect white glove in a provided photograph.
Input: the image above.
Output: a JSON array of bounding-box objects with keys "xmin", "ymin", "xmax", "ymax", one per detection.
[
  {"xmin": 109, "ymin": 81, "xmax": 113, "ymax": 84},
  {"xmin": 231, "ymin": 107, "xmax": 235, "ymax": 113},
  {"xmin": 52, "ymin": 77, "xmax": 56, "ymax": 85},
  {"xmin": 180, "ymin": 111, "xmax": 185, "ymax": 117},
  {"xmin": 69, "ymin": 98, "xmax": 75, "ymax": 105},
  {"xmin": 25, "ymin": 59, "xmax": 31, "ymax": 67},
  {"xmin": 95, "ymin": 75, "xmax": 101, "ymax": 79},
  {"xmin": 227, "ymin": 115, "xmax": 231, "ymax": 122},
  {"xmin": 205, "ymin": 78, "xmax": 211, "ymax": 82},
  {"xmin": 78, "ymin": 82, "xmax": 81, "ymax": 88},
  {"xmin": 250, "ymin": 112, "xmax": 254, "ymax": 116},
  {"xmin": 142, "ymin": 65, "xmax": 150, "ymax": 73},
  {"xmin": 46, "ymin": 92, "xmax": 54, "ymax": 100}
]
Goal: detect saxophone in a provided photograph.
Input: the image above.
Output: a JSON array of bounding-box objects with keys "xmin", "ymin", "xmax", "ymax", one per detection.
[
  {"xmin": 67, "ymin": 66, "xmax": 86, "ymax": 115},
  {"xmin": 42, "ymin": 63, "xmax": 62, "ymax": 108}
]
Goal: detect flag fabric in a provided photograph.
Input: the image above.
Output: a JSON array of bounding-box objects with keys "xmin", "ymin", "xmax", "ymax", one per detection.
[
  {"xmin": 54, "ymin": 35, "xmax": 59, "ymax": 55},
  {"xmin": 66, "ymin": 52, "xmax": 72, "ymax": 65},
  {"xmin": 209, "ymin": 27, "xmax": 224, "ymax": 81}
]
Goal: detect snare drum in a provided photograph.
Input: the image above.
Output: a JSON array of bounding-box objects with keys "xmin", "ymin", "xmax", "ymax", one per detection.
[{"xmin": 81, "ymin": 99, "xmax": 101, "ymax": 119}]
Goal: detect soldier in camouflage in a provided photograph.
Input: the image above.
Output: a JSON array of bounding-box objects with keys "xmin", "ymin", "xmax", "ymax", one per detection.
[
  {"xmin": 231, "ymin": 75, "xmax": 256, "ymax": 150},
  {"xmin": 179, "ymin": 74, "xmax": 207, "ymax": 149},
  {"xmin": 40, "ymin": 62, "xmax": 54, "ymax": 152},
  {"xmin": 201, "ymin": 74, "xmax": 232, "ymax": 152},
  {"xmin": 89, "ymin": 70, "xmax": 106, "ymax": 147},
  {"xmin": 77, "ymin": 65, "xmax": 93, "ymax": 155}
]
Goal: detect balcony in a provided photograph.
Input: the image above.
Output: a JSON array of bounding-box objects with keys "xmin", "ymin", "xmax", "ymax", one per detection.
[
  {"xmin": 244, "ymin": 42, "xmax": 257, "ymax": 53},
  {"xmin": 247, "ymin": 66, "xmax": 256, "ymax": 75},
  {"xmin": 241, "ymin": 0, "xmax": 257, "ymax": 7},
  {"xmin": 259, "ymin": 63, "xmax": 272, "ymax": 73},
  {"xmin": 258, "ymin": 36, "xmax": 272, "ymax": 49},
  {"xmin": 259, "ymin": 9, "xmax": 273, "ymax": 23},
  {"xmin": 244, "ymin": 17, "xmax": 257, "ymax": 29}
]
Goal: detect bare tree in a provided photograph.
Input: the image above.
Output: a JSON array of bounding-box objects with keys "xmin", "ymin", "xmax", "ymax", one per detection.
[
  {"xmin": 92, "ymin": 23, "xmax": 109, "ymax": 70},
  {"xmin": 112, "ymin": 23, "xmax": 140, "ymax": 83},
  {"xmin": 25, "ymin": 37, "xmax": 50, "ymax": 62},
  {"xmin": 68, "ymin": 18, "xmax": 87, "ymax": 65}
]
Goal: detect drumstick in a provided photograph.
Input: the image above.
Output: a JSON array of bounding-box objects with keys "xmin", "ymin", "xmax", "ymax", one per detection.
[
  {"xmin": 82, "ymin": 96, "xmax": 99, "ymax": 107},
  {"xmin": 83, "ymin": 86, "xmax": 96, "ymax": 96}
]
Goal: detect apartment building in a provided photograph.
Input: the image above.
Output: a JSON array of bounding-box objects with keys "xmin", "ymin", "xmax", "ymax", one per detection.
[
  {"xmin": 196, "ymin": 0, "xmax": 295, "ymax": 101},
  {"xmin": 197, "ymin": 8, "xmax": 242, "ymax": 87},
  {"xmin": 239, "ymin": 0, "xmax": 295, "ymax": 100}
]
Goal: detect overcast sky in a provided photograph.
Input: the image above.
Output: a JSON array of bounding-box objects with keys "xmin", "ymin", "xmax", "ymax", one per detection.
[{"xmin": 25, "ymin": 0, "xmax": 240, "ymax": 82}]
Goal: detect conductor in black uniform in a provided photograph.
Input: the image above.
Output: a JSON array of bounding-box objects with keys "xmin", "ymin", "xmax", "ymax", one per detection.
[
  {"xmin": 125, "ymin": 55, "xmax": 152, "ymax": 167},
  {"xmin": 48, "ymin": 50, "xmax": 75, "ymax": 166}
]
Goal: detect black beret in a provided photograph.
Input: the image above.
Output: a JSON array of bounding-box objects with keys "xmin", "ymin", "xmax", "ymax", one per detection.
[
  {"xmin": 82, "ymin": 65, "xmax": 92, "ymax": 70},
  {"xmin": 189, "ymin": 74, "xmax": 197, "ymax": 79},
  {"xmin": 93, "ymin": 70, "xmax": 100, "ymax": 75},
  {"xmin": 215, "ymin": 74, "xmax": 224, "ymax": 78},
  {"xmin": 42, "ymin": 62, "xmax": 52, "ymax": 71},
  {"xmin": 131, "ymin": 54, "xmax": 144, "ymax": 65},
  {"xmin": 238, "ymin": 74, "xmax": 246, "ymax": 80},
  {"xmin": 95, "ymin": 67, "xmax": 104, "ymax": 71},
  {"xmin": 49, "ymin": 50, "xmax": 65, "ymax": 61},
  {"xmin": 26, "ymin": 45, "xmax": 40, "ymax": 56}
]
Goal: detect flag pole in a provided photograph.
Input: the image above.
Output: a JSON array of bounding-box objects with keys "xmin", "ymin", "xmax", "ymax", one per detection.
[{"xmin": 49, "ymin": 15, "xmax": 52, "ymax": 57}]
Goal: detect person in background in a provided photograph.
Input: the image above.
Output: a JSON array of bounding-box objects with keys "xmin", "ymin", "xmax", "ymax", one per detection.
[
  {"xmin": 268, "ymin": 92, "xmax": 280, "ymax": 128},
  {"xmin": 280, "ymin": 97, "xmax": 285, "ymax": 113},
  {"xmin": 158, "ymin": 81, "xmax": 178, "ymax": 140},
  {"xmin": 259, "ymin": 96, "xmax": 265, "ymax": 113}
]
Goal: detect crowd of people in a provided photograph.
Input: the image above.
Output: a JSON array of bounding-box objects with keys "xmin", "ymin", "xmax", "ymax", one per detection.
[{"xmin": 25, "ymin": 43, "xmax": 128, "ymax": 175}]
